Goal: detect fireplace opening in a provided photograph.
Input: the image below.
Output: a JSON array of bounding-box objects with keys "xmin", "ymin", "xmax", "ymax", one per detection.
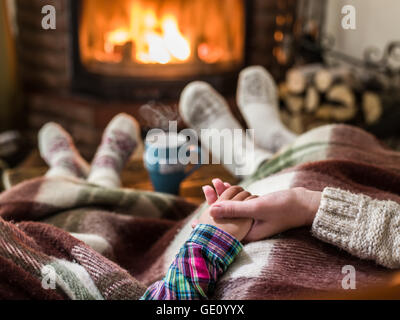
[
  {"xmin": 72, "ymin": 0, "xmax": 247, "ymax": 100},
  {"xmin": 80, "ymin": 0, "xmax": 245, "ymax": 77}
]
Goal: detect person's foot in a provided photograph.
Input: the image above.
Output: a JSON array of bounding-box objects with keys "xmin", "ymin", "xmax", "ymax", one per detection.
[
  {"xmin": 39, "ymin": 123, "xmax": 90, "ymax": 179},
  {"xmin": 237, "ymin": 65, "xmax": 278, "ymax": 109},
  {"xmin": 87, "ymin": 113, "xmax": 140, "ymax": 188},
  {"xmin": 180, "ymin": 81, "xmax": 271, "ymax": 177},
  {"xmin": 180, "ymin": 81, "xmax": 243, "ymax": 132},
  {"xmin": 237, "ymin": 66, "xmax": 297, "ymax": 152}
]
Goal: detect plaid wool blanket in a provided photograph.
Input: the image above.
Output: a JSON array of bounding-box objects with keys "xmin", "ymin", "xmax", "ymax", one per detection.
[{"xmin": 1, "ymin": 124, "xmax": 400, "ymax": 300}]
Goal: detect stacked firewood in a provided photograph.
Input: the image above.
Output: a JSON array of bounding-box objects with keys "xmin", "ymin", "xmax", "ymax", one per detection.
[{"xmin": 279, "ymin": 63, "xmax": 385, "ymax": 134}]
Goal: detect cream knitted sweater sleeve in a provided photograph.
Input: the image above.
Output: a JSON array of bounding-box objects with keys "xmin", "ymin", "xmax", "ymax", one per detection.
[{"xmin": 311, "ymin": 187, "xmax": 400, "ymax": 269}]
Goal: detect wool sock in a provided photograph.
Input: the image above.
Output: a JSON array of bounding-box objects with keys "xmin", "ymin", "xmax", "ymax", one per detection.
[
  {"xmin": 237, "ymin": 66, "xmax": 297, "ymax": 153},
  {"xmin": 179, "ymin": 81, "xmax": 272, "ymax": 177},
  {"xmin": 87, "ymin": 113, "xmax": 140, "ymax": 188},
  {"xmin": 39, "ymin": 123, "xmax": 90, "ymax": 179}
]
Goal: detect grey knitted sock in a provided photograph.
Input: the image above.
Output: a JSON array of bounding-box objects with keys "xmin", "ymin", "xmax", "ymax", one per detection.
[
  {"xmin": 237, "ymin": 66, "xmax": 297, "ymax": 153},
  {"xmin": 39, "ymin": 123, "xmax": 90, "ymax": 179}
]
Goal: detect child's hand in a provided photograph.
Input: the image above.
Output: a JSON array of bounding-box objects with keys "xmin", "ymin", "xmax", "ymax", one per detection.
[{"xmin": 193, "ymin": 179, "xmax": 257, "ymax": 242}]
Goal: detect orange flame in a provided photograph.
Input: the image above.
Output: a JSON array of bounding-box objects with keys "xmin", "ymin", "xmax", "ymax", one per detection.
[
  {"xmin": 80, "ymin": 0, "xmax": 245, "ymax": 71},
  {"xmin": 105, "ymin": 9, "xmax": 191, "ymax": 64}
]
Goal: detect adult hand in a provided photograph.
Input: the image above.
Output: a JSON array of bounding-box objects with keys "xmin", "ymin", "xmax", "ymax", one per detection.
[
  {"xmin": 208, "ymin": 187, "xmax": 322, "ymax": 242},
  {"xmin": 193, "ymin": 179, "xmax": 257, "ymax": 242}
]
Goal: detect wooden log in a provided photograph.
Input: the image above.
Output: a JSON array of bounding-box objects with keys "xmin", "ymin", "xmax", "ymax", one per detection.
[
  {"xmin": 285, "ymin": 94, "xmax": 304, "ymax": 114},
  {"xmin": 314, "ymin": 67, "xmax": 352, "ymax": 93},
  {"xmin": 362, "ymin": 92, "xmax": 383, "ymax": 125},
  {"xmin": 278, "ymin": 83, "xmax": 289, "ymax": 100},
  {"xmin": 305, "ymin": 86, "xmax": 320, "ymax": 113},
  {"xmin": 288, "ymin": 114, "xmax": 304, "ymax": 134},
  {"xmin": 315, "ymin": 84, "xmax": 357, "ymax": 122},
  {"xmin": 364, "ymin": 93, "xmax": 400, "ymax": 136},
  {"xmin": 315, "ymin": 104, "xmax": 333, "ymax": 121},
  {"xmin": 315, "ymin": 104, "xmax": 357, "ymax": 122},
  {"xmin": 286, "ymin": 63, "xmax": 323, "ymax": 94},
  {"xmin": 327, "ymin": 84, "xmax": 356, "ymax": 109}
]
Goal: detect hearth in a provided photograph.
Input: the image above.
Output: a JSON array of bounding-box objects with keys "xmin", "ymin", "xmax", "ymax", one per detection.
[
  {"xmin": 72, "ymin": 0, "xmax": 246, "ymax": 100},
  {"xmin": 15, "ymin": 0, "xmax": 303, "ymax": 157}
]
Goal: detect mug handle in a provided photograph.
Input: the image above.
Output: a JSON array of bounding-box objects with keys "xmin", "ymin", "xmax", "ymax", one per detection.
[{"xmin": 184, "ymin": 145, "xmax": 202, "ymax": 178}]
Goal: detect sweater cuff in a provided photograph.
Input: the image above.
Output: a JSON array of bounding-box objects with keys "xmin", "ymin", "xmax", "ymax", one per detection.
[
  {"xmin": 189, "ymin": 224, "xmax": 243, "ymax": 267},
  {"xmin": 311, "ymin": 187, "xmax": 400, "ymax": 269},
  {"xmin": 311, "ymin": 187, "xmax": 362, "ymax": 250}
]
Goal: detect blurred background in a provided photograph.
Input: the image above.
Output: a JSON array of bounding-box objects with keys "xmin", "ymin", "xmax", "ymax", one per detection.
[{"xmin": 0, "ymin": 0, "xmax": 399, "ymax": 184}]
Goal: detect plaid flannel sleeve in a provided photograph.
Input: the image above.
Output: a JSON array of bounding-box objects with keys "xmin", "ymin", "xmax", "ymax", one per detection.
[{"xmin": 140, "ymin": 224, "xmax": 243, "ymax": 300}]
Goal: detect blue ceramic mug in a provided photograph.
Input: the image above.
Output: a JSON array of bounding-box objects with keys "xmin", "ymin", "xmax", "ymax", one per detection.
[{"xmin": 144, "ymin": 131, "xmax": 201, "ymax": 195}]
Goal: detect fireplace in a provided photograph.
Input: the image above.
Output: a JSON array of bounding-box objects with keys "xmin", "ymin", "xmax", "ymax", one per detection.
[
  {"xmin": 71, "ymin": 0, "xmax": 247, "ymax": 100},
  {"xmin": 79, "ymin": 0, "xmax": 245, "ymax": 76},
  {"xmin": 15, "ymin": 0, "xmax": 300, "ymax": 157},
  {"xmin": 72, "ymin": 0, "xmax": 247, "ymax": 100}
]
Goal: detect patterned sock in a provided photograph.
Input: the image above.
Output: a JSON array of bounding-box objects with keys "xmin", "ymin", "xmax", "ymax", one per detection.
[
  {"xmin": 39, "ymin": 123, "xmax": 90, "ymax": 179},
  {"xmin": 237, "ymin": 66, "xmax": 297, "ymax": 152},
  {"xmin": 179, "ymin": 81, "xmax": 271, "ymax": 177},
  {"xmin": 87, "ymin": 113, "xmax": 140, "ymax": 188}
]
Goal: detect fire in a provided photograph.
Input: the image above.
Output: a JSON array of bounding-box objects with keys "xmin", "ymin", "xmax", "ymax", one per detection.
[
  {"xmin": 80, "ymin": 0, "xmax": 245, "ymax": 73},
  {"xmin": 161, "ymin": 16, "xmax": 191, "ymax": 61},
  {"xmin": 105, "ymin": 10, "xmax": 191, "ymax": 64},
  {"xmin": 104, "ymin": 29, "xmax": 130, "ymax": 54}
]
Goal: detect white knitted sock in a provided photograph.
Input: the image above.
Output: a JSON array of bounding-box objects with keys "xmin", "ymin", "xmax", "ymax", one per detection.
[
  {"xmin": 237, "ymin": 66, "xmax": 297, "ymax": 152},
  {"xmin": 39, "ymin": 123, "xmax": 90, "ymax": 179},
  {"xmin": 87, "ymin": 113, "xmax": 140, "ymax": 188},
  {"xmin": 179, "ymin": 81, "xmax": 271, "ymax": 177}
]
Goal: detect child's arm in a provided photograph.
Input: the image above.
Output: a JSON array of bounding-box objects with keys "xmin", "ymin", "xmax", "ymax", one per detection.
[
  {"xmin": 141, "ymin": 179, "xmax": 254, "ymax": 300},
  {"xmin": 141, "ymin": 224, "xmax": 242, "ymax": 300}
]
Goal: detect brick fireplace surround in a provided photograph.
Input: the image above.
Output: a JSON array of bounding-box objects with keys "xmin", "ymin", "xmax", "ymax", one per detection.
[{"xmin": 16, "ymin": 0, "xmax": 297, "ymax": 158}]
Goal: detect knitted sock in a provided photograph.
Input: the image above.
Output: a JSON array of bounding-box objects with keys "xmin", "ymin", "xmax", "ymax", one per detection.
[
  {"xmin": 39, "ymin": 123, "xmax": 90, "ymax": 179},
  {"xmin": 237, "ymin": 66, "xmax": 297, "ymax": 152},
  {"xmin": 87, "ymin": 113, "xmax": 140, "ymax": 188},
  {"xmin": 179, "ymin": 81, "xmax": 271, "ymax": 177}
]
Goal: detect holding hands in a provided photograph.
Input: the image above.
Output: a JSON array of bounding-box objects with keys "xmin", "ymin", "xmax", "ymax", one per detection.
[
  {"xmin": 193, "ymin": 179, "xmax": 257, "ymax": 242},
  {"xmin": 195, "ymin": 179, "xmax": 322, "ymax": 243}
]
